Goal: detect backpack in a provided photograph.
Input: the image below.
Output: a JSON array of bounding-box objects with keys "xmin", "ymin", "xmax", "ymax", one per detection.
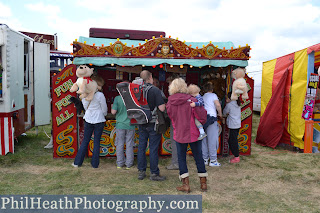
[
  {"xmin": 154, "ymin": 107, "xmax": 171, "ymax": 134},
  {"xmin": 116, "ymin": 82, "xmax": 154, "ymax": 125}
]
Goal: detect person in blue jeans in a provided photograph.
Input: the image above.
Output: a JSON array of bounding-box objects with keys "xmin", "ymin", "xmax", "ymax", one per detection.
[
  {"xmin": 167, "ymin": 78, "xmax": 208, "ymax": 193},
  {"xmin": 72, "ymin": 78, "xmax": 108, "ymax": 168},
  {"xmin": 138, "ymin": 70, "xmax": 166, "ymax": 181}
]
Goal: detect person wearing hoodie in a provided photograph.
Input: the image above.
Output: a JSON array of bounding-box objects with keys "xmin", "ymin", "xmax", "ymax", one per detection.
[
  {"xmin": 166, "ymin": 78, "xmax": 208, "ymax": 193},
  {"xmin": 223, "ymin": 92, "xmax": 241, "ymax": 163}
]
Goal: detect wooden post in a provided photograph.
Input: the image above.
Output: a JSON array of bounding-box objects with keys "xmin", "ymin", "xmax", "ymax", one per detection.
[{"xmin": 304, "ymin": 120, "xmax": 314, "ymax": 153}]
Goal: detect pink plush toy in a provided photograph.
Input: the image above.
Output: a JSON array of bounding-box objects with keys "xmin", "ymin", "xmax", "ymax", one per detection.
[
  {"xmin": 69, "ymin": 65, "xmax": 98, "ymax": 101},
  {"xmin": 231, "ymin": 67, "xmax": 249, "ymax": 101}
]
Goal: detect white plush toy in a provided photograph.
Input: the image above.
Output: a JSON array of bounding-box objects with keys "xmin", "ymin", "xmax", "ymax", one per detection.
[
  {"xmin": 231, "ymin": 67, "xmax": 249, "ymax": 101},
  {"xmin": 69, "ymin": 65, "xmax": 98, "ymax": 101}
]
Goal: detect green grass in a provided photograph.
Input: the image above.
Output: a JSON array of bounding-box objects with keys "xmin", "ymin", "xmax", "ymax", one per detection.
[{"xmin": 0, "ymin": 113, "xmax": 319, "ymax": 212}]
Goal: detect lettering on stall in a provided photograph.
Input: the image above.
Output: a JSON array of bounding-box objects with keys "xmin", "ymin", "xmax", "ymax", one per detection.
[
  {"xmin": 241, "ymin": 107, "xmax": 252, "ymax": 121},
  {"xmin": 240, "ymin": 99, "xmax": 251, "ymax": 108},
  {"xmin": 55, "ymin": 95, "xmax": 72, "ymax": 111},
  {"xmin": 55, "ymin": 67, "xmax": 74, "ymax": 85},
  {"xmin": 34, "ymin": 35, "xmax": 55, "ymax": 46},
  {"xmin": 54, "ymin": 79, "xmax": 73, "ymax": 97},
  {"xmin": 56, "ymin": 110, "xmax": 74, "ymax": 126}
]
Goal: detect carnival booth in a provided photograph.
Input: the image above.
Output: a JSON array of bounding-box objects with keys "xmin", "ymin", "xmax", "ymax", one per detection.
[
  {"xmin": 256, "ymin": 43, "xmax": 320, "ymax": 153},
  {"xmin": 51, "ymin": 34, "xmax": 253, "ymax": 158}
]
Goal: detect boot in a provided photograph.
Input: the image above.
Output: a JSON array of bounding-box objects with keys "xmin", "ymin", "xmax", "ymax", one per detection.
[
  {"xmin": 200, "ymin": 177, "xmax": 207, "ymax": 192},
  {"xmin": 176, "ymin": 177, "xmax": 190, "ymax": 193}
]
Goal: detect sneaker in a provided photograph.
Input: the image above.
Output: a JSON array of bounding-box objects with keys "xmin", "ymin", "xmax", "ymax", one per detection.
[
  {"xmin": 209, "ymin": 160, "xmax": 221, "ymax": 167},
  {"xmin": 197, "ymin": 133, "xmax": 207, "ymax": 140},
  {"xmin": 230, "ymin": 157, "xmax": 240, "ymax": 163},
  {"xmin": 125, "ymin": 167, "xmax": 131, "ymax": 170},
  {"xmin": 166, "ymin": 164, "xmax": 179, "ymax": 170},
  {"xmin": 117, "ymin": 166, "xmax": 123, "ymax": 169},
  {"xmin": 71, "ymin": 163, "xmax": 78, "ymax": 168},
  {"xmin": 138, "ymin": 170, "xmax": 146, "ymax": 180},
  {"xmin": 204, "ymin": 159, "xmax": 209, "ymax": 166},
  {"xmin": 150, "ymin": 174, "xmax": 166, "ymax": 181}
]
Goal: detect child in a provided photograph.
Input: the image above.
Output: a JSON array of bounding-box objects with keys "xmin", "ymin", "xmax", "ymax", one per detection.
[
  {"xmin": 223, "ymin": 92, "xmax": 241, "ymax": 163},
  {"xmin": 111, "ymin": 92, "xmax": 135, "ymax": 169},
  {"xmin": 188, "ymin": 84, "xmax": 207, "ymax": 140},
  {"xmin": 202, "ymin": 82, "xmax": 223, "ymax": 167}
]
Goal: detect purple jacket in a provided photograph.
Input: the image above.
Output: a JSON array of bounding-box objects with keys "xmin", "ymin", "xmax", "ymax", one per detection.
[{"xmin": 167, "ymin": 93, "xmax": 207, "ymax": 143}]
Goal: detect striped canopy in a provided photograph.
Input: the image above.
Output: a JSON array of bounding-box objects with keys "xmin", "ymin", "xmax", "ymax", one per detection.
[{"xmin": 256, "ymin": 43, "xmax": 320, "ymax": 149}]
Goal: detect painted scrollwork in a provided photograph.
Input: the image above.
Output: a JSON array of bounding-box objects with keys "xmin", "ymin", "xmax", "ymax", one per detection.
[{"xmin": 73, "ymin": 38, "xmax": 250, "ymax": 60}]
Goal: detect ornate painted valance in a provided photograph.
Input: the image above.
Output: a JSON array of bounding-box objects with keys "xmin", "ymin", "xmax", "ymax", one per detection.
[{"xmin": 72, "ymin": 37, "xmax": 250, "ymax": 67}]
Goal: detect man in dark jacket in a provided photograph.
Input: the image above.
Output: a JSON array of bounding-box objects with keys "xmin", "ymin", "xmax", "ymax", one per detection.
[{"xmin": 137, "ymin": 70, "xmax": 166, "ymax": 181}]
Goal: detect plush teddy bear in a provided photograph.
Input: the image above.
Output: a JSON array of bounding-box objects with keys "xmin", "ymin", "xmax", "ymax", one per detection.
[
  {"xmin": 69, "ymin": 65, "xmax": 98, "ymax": 101},
  {"xmin": 231, "ymin": 67, "xmax": 249, "ymax": 101}
]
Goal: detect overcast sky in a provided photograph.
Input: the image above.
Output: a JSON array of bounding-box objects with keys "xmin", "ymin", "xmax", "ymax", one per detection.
[{"xmin": 1, "ymin": 0, "xmax": 320, "ymax": 73}]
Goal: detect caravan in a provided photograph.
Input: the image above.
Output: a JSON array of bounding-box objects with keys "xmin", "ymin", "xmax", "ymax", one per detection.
[
  {"xmin": 0, "ymin": 24, "xmax": 51, "ymax": 155},
  {"xmin": 249, "ymin": 71, "xmax": 262, "ymax": 112}
]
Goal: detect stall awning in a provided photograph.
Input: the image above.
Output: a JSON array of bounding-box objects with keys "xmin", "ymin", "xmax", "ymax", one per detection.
[
  {"xmin": 73, "ymin": 57, "xmax": 248, "ymax": 67},
  {"xmin": 50, "ymin": 53, "xmax": 73, "ymax": 58},
  {"xmin": 72, "ymin": 36, "xmax": 250, "ymax": 68}
]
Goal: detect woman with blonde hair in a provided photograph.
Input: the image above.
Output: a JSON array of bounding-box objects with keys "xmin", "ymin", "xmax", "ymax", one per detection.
[{"xmin": 166, "ymin": 78, "xmax": 208, "ymax": 193}]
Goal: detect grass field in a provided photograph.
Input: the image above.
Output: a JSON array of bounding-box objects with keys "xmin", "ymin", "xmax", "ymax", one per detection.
[{"xmin": 0, "ymin": 113, "xmax": 319, "ymax": 212}]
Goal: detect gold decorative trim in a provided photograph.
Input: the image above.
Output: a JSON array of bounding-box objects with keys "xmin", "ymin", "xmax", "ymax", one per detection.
[{"xmin": 73, "ymin": 37, "xmax": 250, "ymax": 60}]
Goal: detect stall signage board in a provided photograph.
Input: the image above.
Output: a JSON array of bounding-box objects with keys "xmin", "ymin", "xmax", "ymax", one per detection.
[
  {"xmin": 238, "ymin": 75, "xmax": 253, "ymax": 155},
  {"xmin": 220, "ymin": 73, "xmax": 253, "ymax": 156},
  {"xmin": 52, "ymin": 64, "xmax": 78, "ymax": 158},
  {"xmin": 20, "ymin": 31, "xmax": 56, "ymax": 50},
  {"xmin": 302, "ymin": 73, "xmax": 319, "ymax": 120}
]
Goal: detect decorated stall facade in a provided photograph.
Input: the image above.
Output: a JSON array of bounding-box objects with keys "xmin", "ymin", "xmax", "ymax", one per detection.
[
  {"xmin": 256, "ymin": 43, "xmax": 320, "ymax": 153},
  {"xmin": 52, "ymin": 34, "xmax": 252, "ymax": 158}
]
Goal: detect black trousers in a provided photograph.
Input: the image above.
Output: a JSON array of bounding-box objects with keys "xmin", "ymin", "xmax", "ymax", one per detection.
[{"xmin": 228, "ymin": 128, "xmax": 240, "ymax": 157}]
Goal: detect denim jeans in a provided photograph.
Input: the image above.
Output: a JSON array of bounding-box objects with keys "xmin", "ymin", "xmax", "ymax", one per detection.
[
  {"xmin": 175, "ymin": 140, "xmax": 207, "ymax": 176},
  {"xmin": 74, "ymin": 121, "xmax": 105, "ymax": 168},
  {"xmin": 169, "ymin": 124, "xmax": 178, "ymax": 165},
  {"xmin": 138, "ymin": 123, "xmax": 162, "ymax": 175}
]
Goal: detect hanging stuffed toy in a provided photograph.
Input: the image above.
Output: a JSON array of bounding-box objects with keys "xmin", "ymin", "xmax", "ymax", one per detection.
[
  {"xmin": 231, "ymin": 67, "xmax": 249, "ymax": 100},
  {"xmin": 69, "ymin": 65, "xmax": 98, "ymax": 101}
]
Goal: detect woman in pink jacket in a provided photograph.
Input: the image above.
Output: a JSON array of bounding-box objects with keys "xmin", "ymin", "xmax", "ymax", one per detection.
[{"xmin": 166, "ymin": 78, "xmax": 208, "ymax": 193}]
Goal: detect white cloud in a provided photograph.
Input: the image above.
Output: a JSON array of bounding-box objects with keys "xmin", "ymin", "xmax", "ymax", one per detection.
[
  {"xmin": 0, "ymin": 2, "xmax": 12, "ymax": 17},
  {"xmin": 25, "ymin": 2, "xmax": 61, "ymax": 14},
  {"xmin": 4, "ymin": 0, "xmax": 320, "ymax": 72},
  {"xmin": 0, "ymin": 2, "xmax": 26, "ymax": 31}
]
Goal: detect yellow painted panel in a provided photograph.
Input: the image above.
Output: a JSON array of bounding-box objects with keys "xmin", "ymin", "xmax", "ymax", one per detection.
[
  {"xmin": 289, "ymin": 48, "xmax": 308, "ymax": 149},
  {"xmin": 261, "ymin": 59, "xmax": 277, "ymax": 116}
]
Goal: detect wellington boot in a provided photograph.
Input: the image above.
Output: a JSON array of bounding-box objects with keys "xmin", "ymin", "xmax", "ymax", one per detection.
[
  {"xmin": 200, "ymin": 177, "xmax": 207, "ymax": 192},
  {"xmin": 176, "ymin": 177, "xmax": 190, "ymax": 193}
]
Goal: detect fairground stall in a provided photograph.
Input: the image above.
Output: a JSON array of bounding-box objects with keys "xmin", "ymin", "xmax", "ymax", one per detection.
[
  {"xmin": 256, "ymin": 43, "xmax": 320, "ymax": 153},
  {"xmin": 51, "ymin": 31, "xmax": 253, "ymax": 158}
]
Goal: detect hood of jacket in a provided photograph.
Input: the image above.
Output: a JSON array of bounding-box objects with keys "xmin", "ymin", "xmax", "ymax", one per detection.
[
  {"xmin": 167, "ymin": 93, "xmax": 202, "ymax": 143},
  {"xmin": 168, "ymin": 93, "xmax": 194, "ymax": 105}
]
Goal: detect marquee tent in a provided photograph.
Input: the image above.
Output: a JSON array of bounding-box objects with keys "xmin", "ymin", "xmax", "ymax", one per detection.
[{"xmin": 256, "ymin": 43, "xmax": 320, "ymax": 149}]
